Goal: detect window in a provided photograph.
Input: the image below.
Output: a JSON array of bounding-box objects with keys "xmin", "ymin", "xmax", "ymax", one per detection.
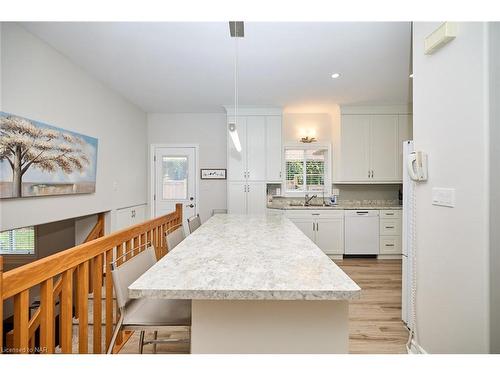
[
  {"xmin": 0, "ymin": 226, "xmax": 36, "ymax": 255},
  {"xmin": 285, "ymin": 145, "xmax": 330, "ymax": 194},
  {"xmin": 162, "ymin": 156, "xmax": 188, "ymax": 200}
]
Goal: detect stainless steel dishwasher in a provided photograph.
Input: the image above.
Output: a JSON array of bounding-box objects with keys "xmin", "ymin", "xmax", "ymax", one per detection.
[{"xmin": 344, "ymin": 210, "xmax": 380, "ymax": 255}]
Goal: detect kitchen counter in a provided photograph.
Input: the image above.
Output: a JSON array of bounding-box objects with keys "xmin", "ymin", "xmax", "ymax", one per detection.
[
  {"xmin": 129, "ymin": 214, "xmax": 360, "ymax": 300},
  {"xmin": 129, "ymin": 214, "xmax": 360, "ymax": 353}
]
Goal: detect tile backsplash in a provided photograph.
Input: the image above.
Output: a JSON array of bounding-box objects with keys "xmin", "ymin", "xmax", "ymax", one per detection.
[{"xmin": 267, "ymin": 183, "xmax": 402, "ymax": 206}]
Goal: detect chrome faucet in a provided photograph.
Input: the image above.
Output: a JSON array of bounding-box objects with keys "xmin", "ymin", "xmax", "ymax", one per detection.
[{"xmin": 304, "ymin": 194, "xmax": 317, "ymax": 206}]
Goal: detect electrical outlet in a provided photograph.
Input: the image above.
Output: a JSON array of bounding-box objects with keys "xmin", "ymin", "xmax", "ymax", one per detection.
[{"xmin": 432, "ymin": 187, "xmax": 455, "ymax": 207}]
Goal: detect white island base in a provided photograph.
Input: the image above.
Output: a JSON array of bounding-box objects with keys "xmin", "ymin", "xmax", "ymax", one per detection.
[{"xmin": 191, "ymin": 300, "xmax": 349, "ymax": 354}]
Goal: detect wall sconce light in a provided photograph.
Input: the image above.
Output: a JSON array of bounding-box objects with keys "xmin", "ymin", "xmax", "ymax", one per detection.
[
  {"xmin": 299, "ymin": 128, "xmax": 317, "ymax": 143},
  {"xmin": 228, "ymin": 123, "xmax": 242, "ymax": 152},
  {"xmin": 300, "ymin": 136, "xmax": 317, "ymax": 143}
]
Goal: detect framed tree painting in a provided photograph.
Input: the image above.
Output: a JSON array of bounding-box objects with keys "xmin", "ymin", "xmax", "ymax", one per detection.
[{"xmin": 0, "ymin": 112, "xmax": 98, "ymax": 199}]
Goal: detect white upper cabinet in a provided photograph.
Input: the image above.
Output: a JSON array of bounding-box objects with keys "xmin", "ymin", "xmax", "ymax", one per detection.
[
  {"xmin": 338, "ymin": 107, "xmax": 412, "ymax": 183},
  {"xmin": 370, "ymin": 115, "xmax": 399, "ymax": 181},
  {"xmin": 265, "ymin": 116, "xmax": 282, "ymax": 182},
  {"xmin": 246, "ymin": 116, "xmax": 267, "ymax": 181},
  {"xmin": 339, "ymin": 115, "xmax": 371, "ymax": 181},
  {"xmin": 226, "ymin": 107, "xmax": 283, "ymax": 183},
  {"xmin": 227, "ymin": 116, "xmax": 247, "ymax": 181}
]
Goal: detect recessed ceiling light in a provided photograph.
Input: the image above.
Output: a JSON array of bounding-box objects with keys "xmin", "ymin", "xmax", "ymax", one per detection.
[
  {"xmin": 331, "ymin": 73, "xmax": 341, "ymax": 79},
  {"xmin": 409, "ymin": 73, "xmax": 414, "ymax": 78}
]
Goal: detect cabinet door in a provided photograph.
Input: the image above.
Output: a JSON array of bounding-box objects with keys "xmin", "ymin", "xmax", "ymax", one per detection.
[
  {"xmin": 246, "ymin": 116, "xmax": 267, "ymax": 181},
  {"xmin": 115, "ymin": 208, "xmax": 132, "ymax": 231},
  {"xmin": 247, "ymin": 182, "xmax": 267, "ymax": 215},
  {"xmin": 227, "ymin": 182, "xmax": 247, "ymax": 214},
  {"xmin": 397, "ymin": 114, "xmax": 413, "ymax": 179},
  {"xmin": 370, "ymin": 115, "xmax": 399, "ymax": 181},
  {"xmin": 227, "ymin": 116, "xmax": 247, "ymax": 181},
  {"xmin": 315, "ymin": 218, "xmax": 344, "ymax": 255},
  {"xmin": 288, "ymin": 218, "xmax": 315, "ymax": 242},
  {"xmin": 266, "ymin": 116, "xmax": 282, "ymax": 181},
  {"xmin": 132, "ymin": 205, "xmax": 146, "ymax": 225},
  {"xmin": 340, "ymin": 115, "xmax": 371, "ymax": 181}
]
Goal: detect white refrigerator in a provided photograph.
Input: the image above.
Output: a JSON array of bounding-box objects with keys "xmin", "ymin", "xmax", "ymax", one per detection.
[{"xmin": 402, "ymin": 140, "xmax": 415, "ymax": 328}]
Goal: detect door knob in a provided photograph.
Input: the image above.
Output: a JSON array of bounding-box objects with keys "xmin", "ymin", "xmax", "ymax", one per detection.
[{"xmin": 186, "ymin": 204, "xmax": 195, "ymax": 208}]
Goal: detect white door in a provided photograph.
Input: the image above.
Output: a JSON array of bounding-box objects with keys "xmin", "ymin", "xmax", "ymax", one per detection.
[
  {"xmin": 227, "ymin": 182, "xmax": 247, "ymax": 214},
  {"xmin": 370, "ymin": 115, "xmax": 399, "ymax": 181},
  {"xmin": 289, "ymin": 218, "xmax": 315, "ymax": 242},
  {"xmin": 246, "ymin": 182, "xmax": 267, "ymax": 214},
  {"xmin": 227, "ymin": 117, "xmax": 247, "ymax": 181},
  {"xmin": 340, "ymin": 115, "xmax": 371, "ymax": 181},
  {"xmin": 246, "ymin": 116, "xmax": 267, "ymax": 181},
  {"xmin": 315, "ymin": 218, "xmax": 344, "ymax": 255},
  {"xmin": 265, "ymin": 116, "xmax": 282, "ymax": 181},
  {"xmin": 154, "ymin": 146, "xmax": 197, "ymax": 226}
]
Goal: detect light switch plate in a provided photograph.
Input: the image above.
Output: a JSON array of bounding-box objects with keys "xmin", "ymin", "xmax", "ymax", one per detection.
[{"xmin": 432, "ymin": 187, "xmax": 455, "ymax": 207}]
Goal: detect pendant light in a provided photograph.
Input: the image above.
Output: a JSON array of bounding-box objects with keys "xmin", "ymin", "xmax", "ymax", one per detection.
[{"xmin": 228, "ymin": 21, "xmax": 244, "ymax": 153}]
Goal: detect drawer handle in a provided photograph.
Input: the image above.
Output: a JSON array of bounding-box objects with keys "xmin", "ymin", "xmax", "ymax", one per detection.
[
  {"xmin": 312, "ymin": 213, "xmax": 320, "ymax": 216},
  {"xmin": 356, "ymin": 211, "xmax": 369, "ymax": 215},
  {"xmin": 385, "ymin": 226, "xmax": 395, "ymax": 229},
  {"xmin": 385, "ymin": 244, "xmax": 395, "ymax": 247},
  {"xmin": 385, "ymin": 213, "xmax": 394, "ymax": 216}
]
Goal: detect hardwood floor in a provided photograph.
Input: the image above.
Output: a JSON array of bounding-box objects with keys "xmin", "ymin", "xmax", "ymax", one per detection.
[
  {"xmin": 119, "ymin": 258, "xmax": 408, "ymax": 354},
  {"xmin": 335, "ymin": 258, "xmax": 408, "ymax": 354}
]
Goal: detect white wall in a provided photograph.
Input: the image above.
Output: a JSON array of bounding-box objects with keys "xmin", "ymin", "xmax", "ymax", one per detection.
[
  {"xmin": 147, "ymin": 113, "xmax": 227, "ymax": 222},
  {"xmin": 413, "ymin": 22, "xmax": 490, "ymax": 353},
  {"xmin": 0, "ymin": 23, "xmax": 148, "ymax": 231},
  {"xmin": 489, "ymin": 22, "xmax": 500, "ymax": 354}
]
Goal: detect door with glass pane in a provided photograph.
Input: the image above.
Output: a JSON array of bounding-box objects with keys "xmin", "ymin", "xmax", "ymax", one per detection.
[{"xmin": 154, "ymin": 147, "xmax": 197, "ymax": 228}]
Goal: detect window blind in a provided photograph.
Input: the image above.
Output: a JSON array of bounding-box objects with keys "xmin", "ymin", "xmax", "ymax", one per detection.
[{"xmin": 285, "ymin": 148, "xmax": 326, "ymax": 193}]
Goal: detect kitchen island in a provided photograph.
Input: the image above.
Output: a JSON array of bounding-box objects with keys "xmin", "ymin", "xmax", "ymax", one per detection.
[{"xmin": 129, "ymin": 214, "xmax": 360, "ymax": 354}]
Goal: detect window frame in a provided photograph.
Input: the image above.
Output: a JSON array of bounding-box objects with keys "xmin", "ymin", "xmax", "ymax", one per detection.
[
  {"xmin": 0, "ymin": 226, "xmax": 38, "ymax": 262},
  {"xmin": 282, "ymin": 142, "xmax": 332, "ymax": 197}
]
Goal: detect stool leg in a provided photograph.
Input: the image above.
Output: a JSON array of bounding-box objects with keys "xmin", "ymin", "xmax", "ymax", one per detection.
[
  {"xmin": 153, "ymin": 331, "xmax": 158, "ymax": 354},
  {"xmin": 139, "ymin": 331, "xmax": 145, "ymax": 354}
]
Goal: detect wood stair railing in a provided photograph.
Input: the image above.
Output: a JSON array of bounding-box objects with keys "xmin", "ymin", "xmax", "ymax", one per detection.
[{"xmin": 0, "ymin": 203, "xmax": 182, "ymax": 354}]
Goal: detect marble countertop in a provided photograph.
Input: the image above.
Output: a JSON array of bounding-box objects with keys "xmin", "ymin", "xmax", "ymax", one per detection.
[{"xmin": 129, "ymin": 214, "xmax": 360, "ymax": 301}]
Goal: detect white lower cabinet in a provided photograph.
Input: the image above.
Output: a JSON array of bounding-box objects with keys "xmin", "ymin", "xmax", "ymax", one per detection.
[
  {"xmin": 227, "ymin": 181, "xmax": 267, "ymax": 215},
  {"xmin": 379, "ymin": 210, "xmax": 402, "ymax": 255},
  {"xmin": 285, "ymin": 210, "xmax": 344, "ymax": 256},
  {"xmin": 115, "ymin": 204, "xmax": 147, "ymax": 232}
]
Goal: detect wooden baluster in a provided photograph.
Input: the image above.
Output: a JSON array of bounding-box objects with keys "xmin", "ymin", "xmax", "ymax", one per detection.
[
  {"xmin": 125, "ymin": 240, "xmax": 132, "ymax": 262},
  {"xmin": 0, "ymin": 256, "xmax": 3, "ymax": 354},
  {"xmin": 152, "ymin": 227, "xmax": 158, "ymax": 258},
  {"xmin": 77, "ymin": 261, "xmax": 89, "ymax": 353},
  {"xmin": 13, "ymin": 289, "xmax": 29, "ymax": 353},
  {"xmin": 40, "ymin": 278, "xmax": 54, "ymax": 353},
  {"xmin": 105, "ymin": 250, "xmax": 113, "ymax": 351},
  {"xmin": 116, "ymin": 243, "xmax": 124, "ymax": 267},
  {"xmin": 93, "ymin": 254, "xmax": 103, "ymax": 354},
  {"xmin": 140, "ymin": 233, "xmax": 146, "ymax": 253},
  {"xmin": 61, "ymin": 269, "xmax": 73, "ymax": 353}
]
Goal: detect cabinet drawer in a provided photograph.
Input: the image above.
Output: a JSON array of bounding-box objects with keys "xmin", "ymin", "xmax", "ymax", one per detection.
[
  {"xmin": 379, "ymin": 236, "xmax": 401, "ymax": 254},
  {"xmin": 285, "ymin": 209, "xmax": 344, "ymax": 219},
  {"xmin": 379, "ymin": 218, "xmax": 401, "ymax": 236},
  {"xmin": 380, "ymin": 210, "xmax": 401, "ymax": 219}
]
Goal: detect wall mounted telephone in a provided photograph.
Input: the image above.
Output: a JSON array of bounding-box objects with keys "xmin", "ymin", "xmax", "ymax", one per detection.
[{"xmin": 407, "ymin": 151, "xmax": 428, "ymax": 181}]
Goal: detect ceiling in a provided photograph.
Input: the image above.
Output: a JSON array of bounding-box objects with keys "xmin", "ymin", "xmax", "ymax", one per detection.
[{"xmin": 21, "ymin": 22, "xmax": 412, "ymax": 113}]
